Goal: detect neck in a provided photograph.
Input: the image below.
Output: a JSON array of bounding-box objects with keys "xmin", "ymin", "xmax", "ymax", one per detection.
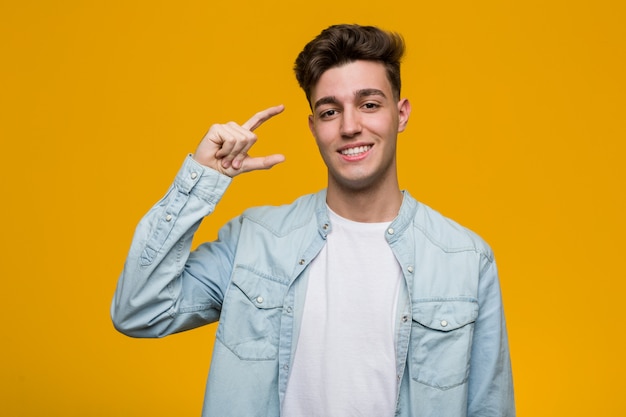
[{"xmin": 326, "ymin": 181, "xmax": 403, "ymax": 223}]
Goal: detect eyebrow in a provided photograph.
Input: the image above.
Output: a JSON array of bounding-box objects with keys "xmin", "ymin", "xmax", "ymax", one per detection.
[
  {"xmin": 313, "ymin": 96, "xmax": 338, "ymax": 110},
  {"xmin": 313, "ymin": 88, "xmax": 387, "ymax": 110},
  {"xmin": 356, "ymin": 88, "xmax": 387, "ymax": 99}
]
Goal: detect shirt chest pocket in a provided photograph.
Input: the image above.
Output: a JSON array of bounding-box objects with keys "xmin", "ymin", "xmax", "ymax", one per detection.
[
  {"xmin": 409, "ymin": 299, "xmax": 478, "ymax": 390},
  {"xmin": 217, "ymin": 266, "xmax": 287, "ymax": 361}
]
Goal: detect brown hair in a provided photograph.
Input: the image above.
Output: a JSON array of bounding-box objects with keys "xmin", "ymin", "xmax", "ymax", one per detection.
[{"xmin": 294, "ymin": 24, "xmax": 405, "ymax": 106}]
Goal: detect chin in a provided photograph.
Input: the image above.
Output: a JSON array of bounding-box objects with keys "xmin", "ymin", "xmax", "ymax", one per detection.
[{"xmin": 332, "ymin": 176, "xmax": 381, "ymax": 193}]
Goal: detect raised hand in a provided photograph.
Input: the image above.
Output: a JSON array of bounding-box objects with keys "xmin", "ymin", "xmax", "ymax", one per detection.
[{"xmin": 192, "ymin": 105, "xmax": 286, "ymax": 177}]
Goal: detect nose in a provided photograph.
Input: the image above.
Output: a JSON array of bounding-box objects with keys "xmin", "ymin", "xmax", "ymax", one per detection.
[{"xmin": 340, "ymin": 108, "xmax": 362, "ymax": 138}]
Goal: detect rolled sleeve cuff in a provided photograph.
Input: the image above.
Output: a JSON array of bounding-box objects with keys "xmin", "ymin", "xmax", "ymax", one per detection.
[{"xmin": 174, "ymin": 154, "xmax": 232, "ymax": 203}]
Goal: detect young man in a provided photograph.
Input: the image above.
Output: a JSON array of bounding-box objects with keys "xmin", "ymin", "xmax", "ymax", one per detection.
[{"xmin": 112, "ymin": 24, "xmax": 515, "ymax": 416}]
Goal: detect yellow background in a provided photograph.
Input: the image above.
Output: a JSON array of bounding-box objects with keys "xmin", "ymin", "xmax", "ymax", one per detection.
[{"xmin": 2, "ymin": 0, "xmax": 625, "ymax": 415}]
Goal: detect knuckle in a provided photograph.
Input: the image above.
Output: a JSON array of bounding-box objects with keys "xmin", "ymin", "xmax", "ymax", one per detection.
[{"xmin": 221, "ymin": 133, "xmax": 236, "ymax": 143}]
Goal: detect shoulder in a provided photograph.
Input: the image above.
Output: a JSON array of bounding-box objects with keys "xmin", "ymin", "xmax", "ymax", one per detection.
[
  {"xmin": 411, "ymin": 197, "xmax": 493, "ymax": 261},
  {"xmin": 239, "ymin": 191, "xmax": 324, "ymax": 236}
]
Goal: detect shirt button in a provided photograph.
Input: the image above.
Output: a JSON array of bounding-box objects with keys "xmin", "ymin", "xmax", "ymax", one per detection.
[
  {"xmin": 323, "ymin": 223, "xmax": 329, "ymax": 230},
  {"xmin": 402, "ymin": 315, "xmax": 409, "ymax": 323},
  {"xmin": 441, "ymin": 320, "xmax": 448, "ymax": 327},
  {"xmin": 165, "ymin": 214, "xmax": 172, "ymax": 222},
  {"xmin": 407, "ymin": 266, "xmax": 414, "ymax": 273},
  {"xmin": 286, "ymin": 306, "xmax": 293, "ymax": 314},
  {"xmin": 190, "ymin": 172, "xmax": 198, "ymax": 179},
  {"xmin": 283, "ymin": 364, "xmax": 289, "ymax": 371},
  {"xmin": 387, "ymin": 228, "xmax": 395, "ymax": 235},
  {"xmin": 256, "ymin": 296, "xmax": 264, "ymax": 304},
  {"xmin": 299, "ymin": 259, "xmax": 305, "ymax": 265}
]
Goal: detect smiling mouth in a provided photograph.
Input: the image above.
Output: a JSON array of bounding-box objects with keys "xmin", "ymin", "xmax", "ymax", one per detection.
[{"xmin": 340, "ymin": 145, "xmax": 372, "ymax": 156}]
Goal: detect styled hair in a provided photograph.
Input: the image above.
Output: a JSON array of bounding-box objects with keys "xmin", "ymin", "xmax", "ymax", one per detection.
[{"xmin": 294, "ymin": 24, "xmax": 405, "ymax": 106}]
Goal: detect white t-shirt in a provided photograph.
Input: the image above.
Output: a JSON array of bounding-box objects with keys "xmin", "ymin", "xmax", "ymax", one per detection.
[{"xmin": 282, "ymin": 208, "xmax": 403, "ymax": 417}]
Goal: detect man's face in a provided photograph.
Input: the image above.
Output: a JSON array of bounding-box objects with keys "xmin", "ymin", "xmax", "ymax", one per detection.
[{"xmin": 308, "ymin": 60, "xmax": 410, "ymax": 193}]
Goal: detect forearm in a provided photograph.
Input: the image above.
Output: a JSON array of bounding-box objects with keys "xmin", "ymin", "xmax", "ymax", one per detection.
[{"xmin": 111, "ymin": 155, "xmax": 233, "ymax": 338}]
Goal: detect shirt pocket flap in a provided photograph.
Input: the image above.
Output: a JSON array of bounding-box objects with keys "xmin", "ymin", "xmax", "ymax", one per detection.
[
  {"xmin": 412, "ymin": 299, "xmax": 478, "ymax": 331},
  {"xmin": 231, "ymin": 268, "xmax": 286, "ymax": 310}
]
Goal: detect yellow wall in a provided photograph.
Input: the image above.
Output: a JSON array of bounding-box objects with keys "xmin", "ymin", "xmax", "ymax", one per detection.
[{"xmin": 2, "ymin": 1, "xmax": 625, "ymax": 415}]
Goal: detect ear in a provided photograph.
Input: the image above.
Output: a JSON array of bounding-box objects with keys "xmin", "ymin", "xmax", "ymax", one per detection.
[
  {"xmin": 397, "ymin": 98, "xmax": 411, "ymax": 132},
  {"xmin": 308, "ymin": 114, "xmax": 315, "ymax": 135}
]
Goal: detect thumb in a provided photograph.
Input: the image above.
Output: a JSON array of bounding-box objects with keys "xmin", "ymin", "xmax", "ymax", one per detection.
[{"xmin": 240, "ymin": 154, "xmax": 286, "ymax": 173}]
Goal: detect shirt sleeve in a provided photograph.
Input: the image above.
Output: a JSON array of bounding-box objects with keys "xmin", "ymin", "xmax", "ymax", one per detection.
[
  {"xmin": 467, "ymin": 256, "xmax": 516, "ymax": 416},
  {"xmin": 110, "ymin": 155, "xmax": 238, "ymax": 338}
]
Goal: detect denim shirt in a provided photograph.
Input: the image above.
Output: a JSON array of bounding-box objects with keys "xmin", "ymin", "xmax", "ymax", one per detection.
[{"xmin": 111, "ymin": 155, "xmax": 515, "ymax": 417}]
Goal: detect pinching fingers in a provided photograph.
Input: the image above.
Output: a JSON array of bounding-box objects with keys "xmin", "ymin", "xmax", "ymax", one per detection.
[{"xmin": 214, "ymin": 122, "xmax": 258, "ymax": 169}]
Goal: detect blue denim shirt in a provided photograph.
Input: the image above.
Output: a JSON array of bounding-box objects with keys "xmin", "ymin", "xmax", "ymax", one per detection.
[{"xmin": 112, "ymin": 155, "xmax": 515, "ymax": 417}]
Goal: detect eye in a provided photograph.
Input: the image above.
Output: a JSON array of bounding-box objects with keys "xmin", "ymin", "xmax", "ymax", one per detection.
[
  {"xmin": 320, "ymin": 109, "xmax": 338, "ymax": 119},
  {"xmin": 362, "ymin": 102, "xmax": 380, "ymax": 110}
]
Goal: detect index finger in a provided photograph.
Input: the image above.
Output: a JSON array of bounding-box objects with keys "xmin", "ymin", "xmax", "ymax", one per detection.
[{"xmin": 241, "ymin": 104, "xmax": 285, "ymax": 132}]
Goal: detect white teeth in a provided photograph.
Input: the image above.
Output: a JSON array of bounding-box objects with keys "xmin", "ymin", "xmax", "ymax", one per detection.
[{"xmin": 341, "ymin": 145, "xmax": 371, "ymax": 156}]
